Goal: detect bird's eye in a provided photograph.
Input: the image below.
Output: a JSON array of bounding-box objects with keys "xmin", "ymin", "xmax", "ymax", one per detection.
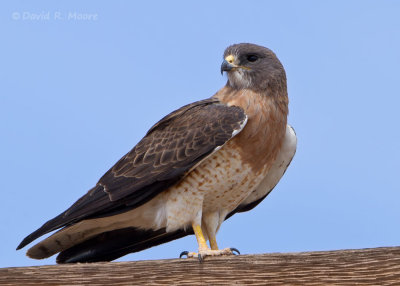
[{"xmin": 246, "ymin": 55, "xmax": 258, "ymax": 62}]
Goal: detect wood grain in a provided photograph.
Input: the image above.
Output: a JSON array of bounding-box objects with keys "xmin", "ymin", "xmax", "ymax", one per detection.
[{"xmin": 2, "ymin": 247, "xmax": 400, "ymax": 285}]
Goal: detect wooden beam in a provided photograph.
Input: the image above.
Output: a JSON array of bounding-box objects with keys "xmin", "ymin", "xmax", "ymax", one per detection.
[{"xmin": 2, "ymin": 247, "xmax": 400, "ymax": 285}]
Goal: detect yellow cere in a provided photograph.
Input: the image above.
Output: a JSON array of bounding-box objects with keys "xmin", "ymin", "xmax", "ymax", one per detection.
[
  {"xmin": 225, "ymin": 54, "xmax": 251, "ymax": 70},
  {"xmin": 225, "ymin": 55, "xmax": 235, "ymax": 64}
]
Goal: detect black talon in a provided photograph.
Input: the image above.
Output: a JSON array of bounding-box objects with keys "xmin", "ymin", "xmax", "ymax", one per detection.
[
  {"xmin": 230, "ymin": 248, "xmax": 240, "ymax": 255},
  {"xmin": 179, "ymin": 251, "xmax": 189, "ymax": 258}
]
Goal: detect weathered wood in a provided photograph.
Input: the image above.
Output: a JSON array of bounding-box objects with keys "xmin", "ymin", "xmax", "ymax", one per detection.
[{"xmin": 1, "ymin": 247, "xmax": 400, "ymax": 285}]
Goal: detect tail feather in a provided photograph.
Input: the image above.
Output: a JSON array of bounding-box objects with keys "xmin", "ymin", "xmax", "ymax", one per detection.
[{"xmin": 56, "ymin": 227, "xmax": 193, "ymax": 263}]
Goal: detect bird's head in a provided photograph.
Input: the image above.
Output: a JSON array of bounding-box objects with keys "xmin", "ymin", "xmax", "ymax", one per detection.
[{"xmin": 221, "ymin": 43, "xmax": 286, "ymax": 92}]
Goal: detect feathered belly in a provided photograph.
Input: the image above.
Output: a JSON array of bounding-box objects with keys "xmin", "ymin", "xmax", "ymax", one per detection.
[{"xmin": 163, "ymin": 140, "xmax": 270, "ymax": 231}]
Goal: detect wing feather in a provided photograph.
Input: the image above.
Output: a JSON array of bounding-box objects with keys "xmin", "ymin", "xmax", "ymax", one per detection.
[
  {"xmin": 45, "ymin": 126, "xmax": 296, "ymax": 263},
  {"xmin": 17, "ymin": 98, "xmax": 247, "ymax": 250}
]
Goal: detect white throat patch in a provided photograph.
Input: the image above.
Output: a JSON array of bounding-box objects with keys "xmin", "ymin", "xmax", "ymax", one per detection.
[{"xmin": 228, "ymin": 69, "xmax": 252, "ymax": 89}]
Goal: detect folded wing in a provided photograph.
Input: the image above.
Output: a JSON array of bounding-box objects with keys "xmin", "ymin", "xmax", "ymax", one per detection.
[
  {"xmin": 17, "ymin": 98, "xmax": 247, "ymax": 251},
  {"xmin": 55, "ymin": 125, "xmax": 296, "ymax": 263}
]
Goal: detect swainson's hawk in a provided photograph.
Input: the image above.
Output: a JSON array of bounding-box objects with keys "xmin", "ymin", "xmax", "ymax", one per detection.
[{"xmin": 17, "ymin": 43, "xmax": 297, "ymax": 262}]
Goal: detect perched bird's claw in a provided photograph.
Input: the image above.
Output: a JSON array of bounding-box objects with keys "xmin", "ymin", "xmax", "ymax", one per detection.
[
  {"xmin": 230, "ymin": 247, "xmax": 240, "ymax": 255},
  {"xmin": 180, "ymin": 247, "xmax": 239, "ymax": 261},
  {"xmin": 179, "ymin": 251, "xmax": 189, "ymax": 258}
]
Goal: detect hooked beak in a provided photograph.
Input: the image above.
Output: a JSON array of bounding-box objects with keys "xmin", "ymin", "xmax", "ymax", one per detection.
[
  {"xmin": 220, "ymin": 54, "xmax": 250, "ymax": 74},
  {"xmin": 221, "ymin": 59, "xmax": 235, "ymax": 74}
]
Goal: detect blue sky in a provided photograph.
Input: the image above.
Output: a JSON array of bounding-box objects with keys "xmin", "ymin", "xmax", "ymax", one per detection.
[{"xmin": 1, "ymin": 1, "xmax": 399, "ymax": 267}]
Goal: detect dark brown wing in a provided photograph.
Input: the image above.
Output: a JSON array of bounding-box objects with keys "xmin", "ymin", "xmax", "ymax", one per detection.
[
  {"xmin": 55, "ymin": 126, "xmax": 298, "ymax": 264},
  {"xmin": 17, "ymin": 98, "xmax": 247, "ymax": 250}
]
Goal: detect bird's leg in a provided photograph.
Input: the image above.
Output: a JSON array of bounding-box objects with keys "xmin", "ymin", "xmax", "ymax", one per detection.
[
  {"xmin": 180, "ymin": 216, "xmax": 240, "ymax": 261},
  {"xmin": 180, "ymin": 223, "xmax": 209, "ymax": 261},
  {"xmin": 204, "ymin": 222, "xmax": 240, "ymax": 257},
  {"xmin": 203, "ymin": 212, "xmax": 220, "ymax": 250},
  {"xmin": 193, "ymin": 223, "xmax": 209, "ymax": 252},
  {"xmin": 209, "ymin": 234, "xmax": 219, "ymax": 250}
]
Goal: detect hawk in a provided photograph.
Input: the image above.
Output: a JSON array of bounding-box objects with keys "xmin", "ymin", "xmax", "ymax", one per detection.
[{"xmin": 17, "ymin": 43, "xmax": 297, "ymax": 263}]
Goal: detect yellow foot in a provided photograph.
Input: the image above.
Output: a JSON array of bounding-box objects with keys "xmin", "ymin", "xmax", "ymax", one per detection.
[{"xmin": 180, "ymin": 248, "xmax": 240, "ymax": 262}]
